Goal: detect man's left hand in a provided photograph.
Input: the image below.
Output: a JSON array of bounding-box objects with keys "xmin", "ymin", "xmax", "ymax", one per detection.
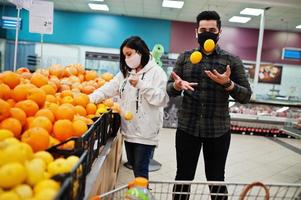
[{"xmin": 205, "ymin": 65, "xmax": 231, "ymax": 85}]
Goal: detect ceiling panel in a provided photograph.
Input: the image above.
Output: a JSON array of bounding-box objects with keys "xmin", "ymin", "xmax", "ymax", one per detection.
[{"xmin": 1, "ymin": 0, "xmax": 300, "ymax": 32}]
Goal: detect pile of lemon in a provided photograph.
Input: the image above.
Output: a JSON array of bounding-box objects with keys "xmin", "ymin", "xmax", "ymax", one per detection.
[{"xmin": 0, "ymin": 129, "xmax": 79, "ymax": 200}]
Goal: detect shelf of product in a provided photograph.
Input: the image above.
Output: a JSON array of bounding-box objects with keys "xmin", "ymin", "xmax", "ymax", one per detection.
[{"xmin": 0, "ymin": 65, "xmax": 122, "ymax": 200}]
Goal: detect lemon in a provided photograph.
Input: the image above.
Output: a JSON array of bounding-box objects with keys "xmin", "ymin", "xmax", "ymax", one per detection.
[
  {"xmin": 14, "ymin": 184, "xmax": 33, "ymax": 199},
  {"xmin": 0, "ymin": 143, "xmax": 33, "ymax": 165},
  {"xmin": 25, "ymin": 158, "xmax": 46, "ymax": 186},
  {"xmin": 35, "ymin": 188, "xmax": 58, "ymax": 200},
  {"xmin": 34, "ymin": 151, "xmax": 54, "ymax": 166},
  {"xmin": 204, "ymin": 39, "xmax": 215, "ymax": 53},
  {"xmin": 190, "ymin": 51, "xmax": 202, "ymax": 64},
  {"xmin": 0, "ymin": 129, "xmax": 13, "ymax": 141},
  {"xmin": 47, "ymin": 158, "xmax": 69, "ymax": 176},
  {"xmin": 96, "ymin": 107, "xmax": 107, "ymax": 115},
  {"xmin": 0, "ymin": 191, "xmax": 20, "ymax": 200},
  {"xmin": 0, "ymin": 163, "xmax": 27, "ymax": 189},
  {"xmin": 34, "ymin": 179, "xmax": 60, "ymax": 194},
  {"xmin": 124, "ymin": 112, "xmax": 133, "ymax": 121},
  {"xmin": 66, "ymin": 156, "xmax": 79, "ymax": 171}
]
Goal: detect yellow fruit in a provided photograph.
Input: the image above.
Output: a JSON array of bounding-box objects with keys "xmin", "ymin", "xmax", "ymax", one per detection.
[
  {"xmin": 124, "ymin": 112, "xmax": 133, "ymax": 121},
  {"xmin": 96, "ymin": 107, "xmax": 107, "ymax": 115},
  {"xmin": 47, "ymin": 158, "xmax": 69, "ymax": 176},
  {"xmin": 66, "ymin": 155, "xmax": 79, "ymax": 171},
  {"xmin": 44, "ymin": 171, "xmax": 51, "ymax": 179},
  {"xmin": 25, "ymin": 158, "xmax": 46, "ymax": 186},
  {"xmin": 62, "ymin": 96, "xmax": 74, "ymax": 104},
  {"xmin": 48, "ymin": 136, "xmax": 60, "ymax": 148},
  {"xmin": 97, "ymin": 103, "xmax": 106, "ymax": 109},
  {"xmin": 34, "ymin": 151, "xmax": 54, "ymax": 166},
  {"xmin": 35, "ymin": 188, "xmax": 57, "ymax": 200},
  {"xmin": 204, "ymin": 39, "xmax": 215, "ymax": 53},
  {"xmin": 190, "ymin": 51, "xmax": 202, "ymax": 64},
  {"xmin": 112, "ymin": 103, "xmax": 120, "ymax": 113},
  {"xmin": 14, "ymin": 184, "xmax": 33, "ymax": 199},
  {"xmin": 103, "ymin": 98, "xmax": 114, "ymax": 107},
  {"xmin": 0, "ymin": 191, "xmax": 21, "ymax": 200},
  {"xmin": 0, "ymin": 142, "xmax": 33, "ymax": 165},
  {"xmin": 34, "ymin": 179, "xmax": 60, "ymax": 194},
  {"xmin": 0, "ymin": 129, "xmax": 13, "ymax": 141},
  {"xmin": 0, "ymin": 163, "xmax": 27, "ymax": 189},
  {"xmin": 0, "ymin": 188, "xmax": 3, "ymax": 195}
]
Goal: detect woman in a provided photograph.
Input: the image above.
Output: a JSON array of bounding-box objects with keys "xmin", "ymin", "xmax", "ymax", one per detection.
[{"xmin": 89, "ymin": 36, "xmax": 169, "ymax": 179}]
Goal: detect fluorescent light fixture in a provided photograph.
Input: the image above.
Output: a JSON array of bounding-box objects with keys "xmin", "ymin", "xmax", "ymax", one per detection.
[
  {"xmin": 229, "ymin": 16, "xmax": 251, "ymax": 23},
  {"xmin": 88, "ymin": 3, "xmax": 109, "ymax": 11},
  {"xmin": 162, "ymin": 0, "xmax": 184, "ymax": 9},
  {"xmin": 240, "ymin": 8, "xmax": 264, "ymax": 16},
  {"xmin": 276, "ymin": 106, "xmax": 289, "ymax": 113},
  {"xmin": 296, "ymin": 25, "xmax": 301, "ymax": 29}
]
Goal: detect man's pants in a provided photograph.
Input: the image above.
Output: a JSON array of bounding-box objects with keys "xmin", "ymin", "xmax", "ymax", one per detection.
[
  {"xmin": 173, "ymin": 129, "xmax": 231, "ymax": 200},
  {"xmin": 124, "ymin": 141, "xmax": 155, "ymax": 179}
]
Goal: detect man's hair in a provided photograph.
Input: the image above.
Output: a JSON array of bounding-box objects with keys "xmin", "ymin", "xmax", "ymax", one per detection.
[{"xmin": 196, "ymin": 11, "xmax": 221, "ymax": 30}]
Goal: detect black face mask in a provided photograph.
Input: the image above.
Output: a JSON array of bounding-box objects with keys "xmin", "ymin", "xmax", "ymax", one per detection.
[{"xmin": 197, "ymin": 32, "xmax": 219, "ymax": 50}]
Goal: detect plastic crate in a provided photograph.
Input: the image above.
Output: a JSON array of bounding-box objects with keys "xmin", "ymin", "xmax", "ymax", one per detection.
[
  {"xmin": 54, "ymin": 150, "xmax": 88, "ymax": 200},
  {"xmin": 101, "ymin": 111, "xmax": 121, "ymax": 145}
]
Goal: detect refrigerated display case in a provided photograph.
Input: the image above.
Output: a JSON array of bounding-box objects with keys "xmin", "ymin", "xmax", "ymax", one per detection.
[{"xmin": 85, "ymin": 52, "xmax": 120, "ymax": 75}]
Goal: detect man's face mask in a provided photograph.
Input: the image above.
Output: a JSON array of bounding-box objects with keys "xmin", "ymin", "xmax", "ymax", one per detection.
[{"xmin": 197, "ymin": 26, "xmax": 220, "ymax": 52}]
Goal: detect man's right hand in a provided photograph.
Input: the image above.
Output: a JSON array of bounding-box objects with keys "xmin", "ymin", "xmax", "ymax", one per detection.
[{"xmin": 171, "ymin": 72, "xmax": 198, "ymax": 91}]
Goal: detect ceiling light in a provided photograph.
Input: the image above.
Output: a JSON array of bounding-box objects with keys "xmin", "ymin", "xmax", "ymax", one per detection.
[
  {"xmin": 240, "ymin": 8, "xmax": 264, "ymax": 16},
  {"xmin": 162, "ymin": 0, "xmax": 184, "ymax": 9},
  {"xmin": 229, "ymin": 16, "xmax": 251, "ymax": 23},
  {"xmin": 90, "ymin": 0, "xmax": 104, "ymax": 1},
  {"xmin": 296, "ymin": 25, "xmax": 301, "ymax": 29},
  {"xmin": 88, "ymin": 3, "xmax": 109, "ymax": 11}
]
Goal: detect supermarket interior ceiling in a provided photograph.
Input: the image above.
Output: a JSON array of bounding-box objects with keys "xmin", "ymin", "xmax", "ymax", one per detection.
[{"xmin": 1, "ymin": 0, "xmax": 301, "ymax": 32}]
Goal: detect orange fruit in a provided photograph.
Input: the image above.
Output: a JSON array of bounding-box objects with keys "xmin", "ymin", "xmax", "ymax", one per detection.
[
  {"xmin": 44, "ymin": 103, "xmax": 59, "ymax": 116},
  {"xmin": 75, "ymin": 64, "xmax": 85, "ymax": 74},
  {"xmin": 61, "ymin": 96, "xmax": 74, "ymax": 104},
  {"xmin": 12, "ymin": 84, "xmax": 35, "ymax": 102},
  {"xmin": 72, "ymin": 120, "xmax": 88, "ymax": 137},
  {"xmin": 78, "ymin": 74, "xmax": 85, "ymax": 82},
  {"xmin": 53, "ymin": 120, "xmax": 74, "ymax": 141},
  {"xmin": 81, "ymin": 85, "xmax": 95, "ymax": 94},
  {"xmin": 74, "ymin": 115, "xmax": 94, "ymax": 125},
  {"xmin": 124, "ymin": 112, "xmax": 133, "ymax": 121},
  {"xmin": 49, "ymin": 64, "xmax": 64, "ymax": 78},
  {"xmin": 55, "ymin": 104, "xmax": 75, "ymax": 121},
  {"xmin": 30, "ymin": 116, "xmax": 52, "ymax": 134},
  {"xmin": 1, "ymin": 71, "xmax": 21, "ymax": 89},
  {"xmin": 61, "ymin": 90, "xmax": 73, "ymax": 98},
  {"xmin": 95, "ymin": 78, "xmax": 106, "ymax": 87},
  {"xmin": 59, "ymin": 84, "xmax": 70, "ymax": 92},
  {"xmin": 40, "ymin": 84, "xmax": 56, "ymax": 95},
  {"xmin": 74, "ymin": 105, "xmax": 87, "ymax": 116},
  {"xmin": 36, "ymin": 68, "xmax": 50, "ymax": 77},
  {"xmin": 86, "ymin": 103, "xmax": 97, "ymax": 115},
  {"xmin": 24, "ymin": 116, "xmax": 34, "ymax": 130},
  {"xmin": 15, "ymin": 100, "xmax": 39, "ymax": 117},
  {"xmin": 35, "ymin": 109, "xmax": 55, "ymax": 123},
  {"xmin": 10, "ymin": 107, "xmax": 27, "ymax": 126},
  {"xmin": 30, "ymin": 73, "xmax": 48, "ymax": 88},
  {"xmin": 27, "ymin": 88, "xmax": 46, "ymax": 108},
  {"xmin": 0, "ymin": 99, "xmax": 11, "ymax": 121},
  {"xmin": 49, "ymin": 76, "xmax": 60, "ymax": 89},
  {"xmin": 16, "ymin": 67, "xmax": 30, "ymax": 74},
  {"xmin": 46, "ymin": 95, "xmax": 58, "ymax": 103},
  {"xmin": 0, "ymin": 83, "xmax": 11, "ymax": 100},
  {"xmin": 102, "ymin": 72, "xmax": 113, "ymax": 82},
  {"xmin": 6, "ymin": 99, "xmax": 16, "ymax": 107},
  {"xmin": 64, "ymin": 66, "xmax": 78, "ymax": 77},
  {"xmin": 0, "ymin": 117, "xmax": 22, "ymax": 138},
  {"xmin": 21, "ymin": 127, "xmax": 50, "ymax": 152},
  {"xmin": 21, "ymin": 72, "xmax": 32, "ymax": 80},
  {"xmin": 73, "ymin": 93, "xmax": 89, "ymax": 107},
  {"xmin": 103, "ymin": 98, "xmax": 114, "ymax": 107},
  {"xmin": 85, "ymin": 70, "xmax": 97, "ymax": 81}
]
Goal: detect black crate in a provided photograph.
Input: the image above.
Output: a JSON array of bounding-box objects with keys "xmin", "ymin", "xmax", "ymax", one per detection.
[
  {"xmin": 54, "ymin": 150, "xmax": 88, "ymax": 200},
  {"xmin": 100, "ymin": 111, "xmax": 121, "ymax": 145}
]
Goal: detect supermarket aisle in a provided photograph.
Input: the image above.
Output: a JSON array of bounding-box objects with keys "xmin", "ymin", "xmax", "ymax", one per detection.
[{"xmin": 116, "ymin": 128, "xmax": 301, "ymax": 186}]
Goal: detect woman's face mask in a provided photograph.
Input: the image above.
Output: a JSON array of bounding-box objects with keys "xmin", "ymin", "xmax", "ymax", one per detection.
[{"xmin": 125, "ymin": 52, "xmax": 142, "ymax": 69}]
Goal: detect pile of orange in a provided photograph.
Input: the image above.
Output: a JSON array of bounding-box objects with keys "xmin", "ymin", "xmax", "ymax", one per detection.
[{"xmin": 0, "ymin": 64, "xmax": 115, "ymax": 152}]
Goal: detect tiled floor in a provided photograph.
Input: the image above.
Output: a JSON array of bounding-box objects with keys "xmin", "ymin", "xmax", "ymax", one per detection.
[{"xmin": 116, "ymin": 128, "xmax": 301, "ymax": 186}]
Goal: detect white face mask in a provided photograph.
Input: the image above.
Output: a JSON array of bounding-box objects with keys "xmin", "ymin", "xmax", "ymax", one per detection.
[{"xmin": 125, "ymin": 53, "xmax": 141, "ymax": 69}]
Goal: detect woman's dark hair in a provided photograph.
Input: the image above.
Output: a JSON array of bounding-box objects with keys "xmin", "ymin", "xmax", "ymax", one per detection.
[
  {"xmin": 119, "ymin": 36, "xmax": 150, "ymax": 77},
  {"xmin": 196, "ymin": 11, "xmax": 221, "ymax": 30}
]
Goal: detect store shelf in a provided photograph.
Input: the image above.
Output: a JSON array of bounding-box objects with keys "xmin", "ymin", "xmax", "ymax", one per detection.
[{"xmin": 230, "ymin": 113, "xmax": 287, "ymax": 124}]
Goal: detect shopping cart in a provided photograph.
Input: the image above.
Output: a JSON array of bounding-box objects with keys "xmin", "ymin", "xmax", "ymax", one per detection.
[{"xmin": 91, "ymin": 180, "xmax": 301, "ymax": 200}]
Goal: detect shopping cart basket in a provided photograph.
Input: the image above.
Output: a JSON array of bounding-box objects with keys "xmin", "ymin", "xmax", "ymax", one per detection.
[{"xmin": 92, "ymin": 180, "xmax": 301, "ymax": 200}]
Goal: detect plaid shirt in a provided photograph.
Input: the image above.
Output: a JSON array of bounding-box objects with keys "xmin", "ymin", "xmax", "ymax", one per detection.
[{"xmin": 167, "ymin": 46, "xmax": 252, "ymax": 138}]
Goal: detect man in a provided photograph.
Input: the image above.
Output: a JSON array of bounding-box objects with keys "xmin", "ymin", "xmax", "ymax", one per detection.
[{"xmin": 167, "ymin": 11, "xmax": 252, "ymax": 200}]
